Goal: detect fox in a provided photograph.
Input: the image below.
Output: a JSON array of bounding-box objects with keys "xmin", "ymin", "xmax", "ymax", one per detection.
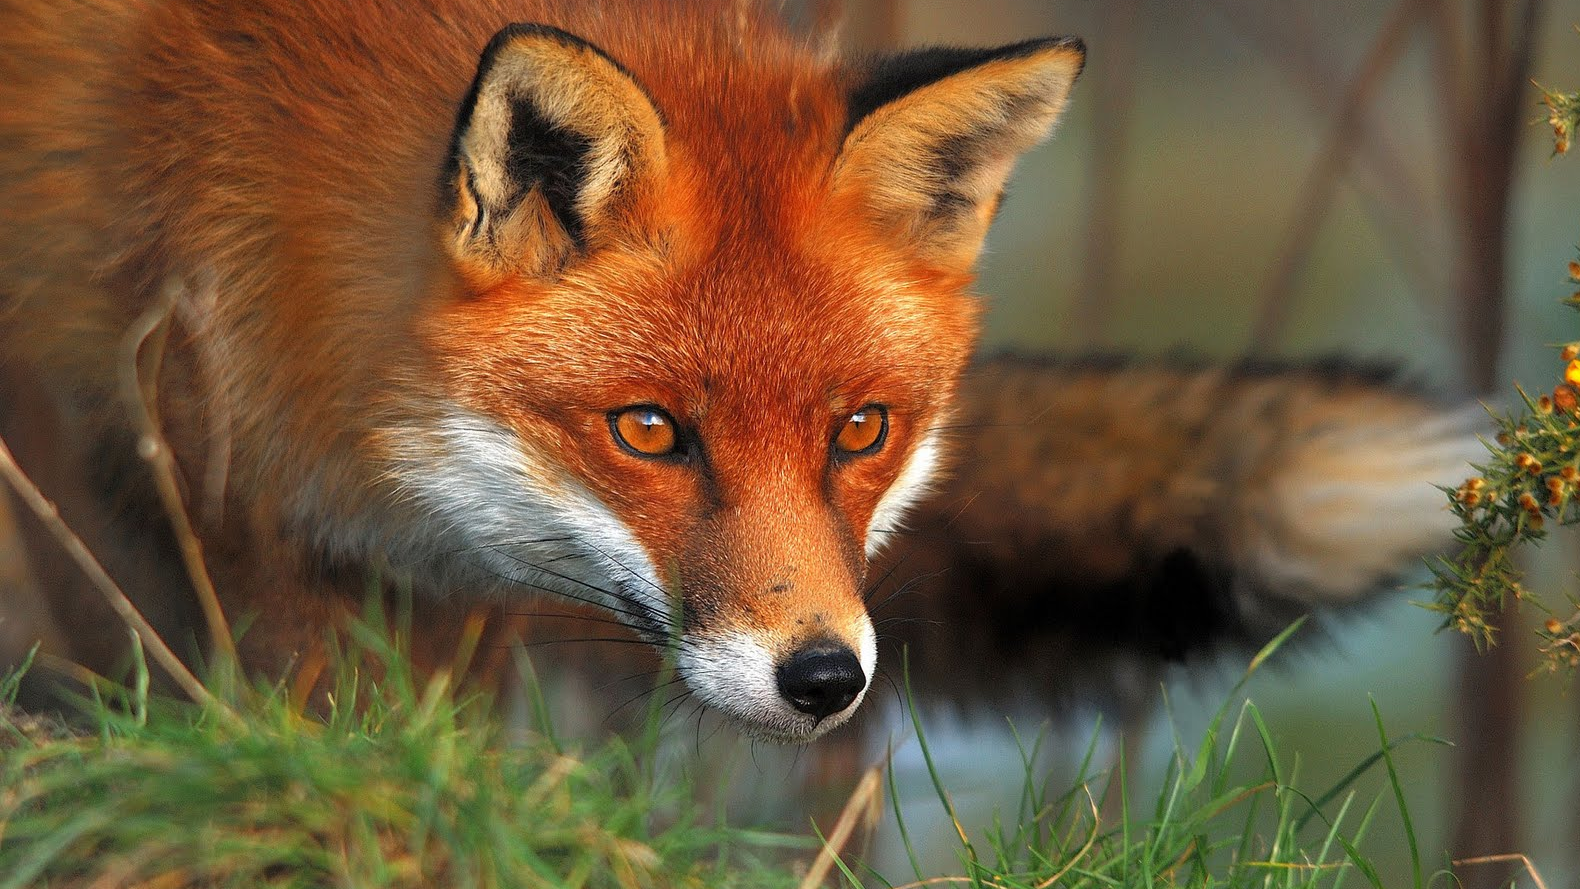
[{"xmin": 0, "ymin": 0, "xmax": 1483, "ymax": 741}]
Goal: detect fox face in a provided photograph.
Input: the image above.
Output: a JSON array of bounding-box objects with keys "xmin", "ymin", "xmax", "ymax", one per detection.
[{"xmin": 387, "ymin": 21, "xmax": 1083, "ymax": 741}]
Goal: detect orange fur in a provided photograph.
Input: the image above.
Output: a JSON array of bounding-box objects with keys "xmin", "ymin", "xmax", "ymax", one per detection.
[{"xmin": 0, "ymin": 0, "xmax": 1082, "ymax": 739}]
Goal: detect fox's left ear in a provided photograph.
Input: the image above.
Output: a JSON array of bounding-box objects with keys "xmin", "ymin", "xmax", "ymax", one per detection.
[{"xmin": 836, "ymin": 38, "xmax": 1084, "ymax": 270}]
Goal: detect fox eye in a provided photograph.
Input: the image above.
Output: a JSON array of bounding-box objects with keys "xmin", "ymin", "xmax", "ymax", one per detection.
[
  {"xmin": 835, "ymin": 405, "xmax": 887, "ymax": 456},
  {"xmin": 610, "ymin": 406, "xmax": 679, "ymax": 457}
]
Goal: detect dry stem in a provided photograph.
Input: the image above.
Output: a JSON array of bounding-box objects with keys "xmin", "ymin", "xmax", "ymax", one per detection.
[
  {"xmin": 1246, "ymin": 0, "xmax": 1432, "ymax": 351},
  {"xmin": 797, "ymin": 760, "xmax": 886, "ymax": 889},
  {"xmin": 117, "ymin": 280, "xmax": 237, "ymax": 664},
  {"xmin": 1452, "ymin": 853, "xmax": 1549, "ymax": 889},
  {"xmin": 0, "ymin": 433, "xmax": 222, "ymax": 714}
]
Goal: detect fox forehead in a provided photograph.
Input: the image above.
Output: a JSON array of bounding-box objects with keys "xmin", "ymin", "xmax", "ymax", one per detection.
[{"xmin": 427, "ymin": 230, "xmax": 981, "ymax": 419}]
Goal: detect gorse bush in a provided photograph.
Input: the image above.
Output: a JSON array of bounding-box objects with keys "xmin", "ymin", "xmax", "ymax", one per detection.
[{"xmin": 1426, "ymin": 79, "xmax": 1580, "ymax": 674}]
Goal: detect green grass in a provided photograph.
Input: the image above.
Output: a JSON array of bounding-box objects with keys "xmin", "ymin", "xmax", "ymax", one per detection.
[
  {"xmin": 847, "ymin": 624, "xmax": 1461, "ymax": 889},
  {"xmin": 0, "ymin": 619, "xmax": 1473, "ymax": 888},
  {"xmin": 0, "ymin": 624, "xmax": 804, "ymax": 889}
]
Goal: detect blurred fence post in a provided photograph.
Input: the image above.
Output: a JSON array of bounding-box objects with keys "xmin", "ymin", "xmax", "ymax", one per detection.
[
  {"xmin": 1431, "ymin": 0, "xmax": 1544, "ymax": 884},
  {"xmin": 1071, "ymin": 0, "xmax": 1139, "ymax": 349},
  {"xmin": 837, "ymin": 0, "xmax": 900, "ymax": 51}
]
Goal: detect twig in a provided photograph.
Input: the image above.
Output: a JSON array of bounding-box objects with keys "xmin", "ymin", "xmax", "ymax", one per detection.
[
  {"xmin": 173, "ymin": 283, "xmax": 233, "ymax": 530},
  {"xmin": 1032, "ymin": 784, "xmax": 1101, "ymax": 888},
  {"xmin": 1451, "ymin": 853, "xmax": 1549, "ymax": 889},
  {"xmin": 887, "ymin": 879, "xmax": 988, "ymax": 889},
  {"xmin": 0, "ymin": 432, "xmax": 222, "ymax": 713},
  {"xmin": 798, "ymin": 760, "xmax": 886, "ymax": 889},
  {"xmin": 1212, "ymin": 0, "xmax": 1449, "ymax": 314},
  {"xmin": 117, "ymin": 280, "xmax": 237, "ymax": 664},
  {"xmin": 1445, "ymin": 0, "xmax": 1545, "ymax": 878},
  {"xmin": 1246, "ymin": 0, "xmax": 1432, "ymax": 352}
]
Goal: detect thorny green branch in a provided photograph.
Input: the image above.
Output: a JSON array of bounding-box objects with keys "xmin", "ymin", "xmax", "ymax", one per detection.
[{"xmin": 1426, "ymin": 77, "xmax": 1580, "ymax": 673}]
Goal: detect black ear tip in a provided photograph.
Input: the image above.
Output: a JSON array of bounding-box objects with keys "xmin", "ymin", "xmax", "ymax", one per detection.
[
  {"xmin": 476, "ymin": 22, "xmax": 645, "ymax": 97},
  {"xmin": 845, "ymin": 35, "xmax": 1087, "ymax": 133},
  {"xmin": 973, "ymin": 34, "xmax": 1086, "ymax": 66}
]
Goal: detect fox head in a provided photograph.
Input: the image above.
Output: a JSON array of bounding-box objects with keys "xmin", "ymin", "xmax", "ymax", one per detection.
[{"xmin": 396, "ymin": 16, "xmax": 1083, "ymax": 741}]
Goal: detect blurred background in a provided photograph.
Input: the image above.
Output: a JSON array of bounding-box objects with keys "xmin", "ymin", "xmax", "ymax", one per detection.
[
  {"xmin": 767, "ymin": 1, "xmax": 1580, "ymax": 886},
  {"xmin": 1, "ymin": 0, "xmax": 1576, "ymax": 886}
]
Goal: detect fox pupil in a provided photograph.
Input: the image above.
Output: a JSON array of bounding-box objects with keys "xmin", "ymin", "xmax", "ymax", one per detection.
[
  {"xmin": 836, "ymin": 405, "xmax": 885, "ymax": 454},
  {"xmin": 612, "ymin": 406, "xmax": 678, "ymax": 456}
]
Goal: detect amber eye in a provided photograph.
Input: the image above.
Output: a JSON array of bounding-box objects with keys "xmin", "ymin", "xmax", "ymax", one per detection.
[
  {"xmin": 610, "ymin": 406, "xmax": 679, "ymax": 457},
  {"xmin": 835, "ymin": 405, "xmax": 887, "ymax": 455}
]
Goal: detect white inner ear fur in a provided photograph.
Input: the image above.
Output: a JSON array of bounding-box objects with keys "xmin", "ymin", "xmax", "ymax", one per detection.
[{"xmin": 461, "ymin": 41, "xmax": 665, "ymax": 231}]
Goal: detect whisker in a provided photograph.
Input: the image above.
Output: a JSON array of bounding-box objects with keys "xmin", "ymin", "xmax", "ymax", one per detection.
[
  {"xmin": 471, "ymin": 550, "xmax": 675, "ymax": 634},
  {"xmin": 501, "ymin": 608, "xmax": 661, "ymax": 637},
  {"xmin": 504, "ymin": 618, "xmax": 699, "ymax": 656},
  {"xmin": 867, "ymin": 569, "xmax": 948, "ymax": 617},
  {"xmin": 874, "ymin": 668, "xmax": 906, "ymax": 711},
  {"xmin": 700, "ymin": 710, "xmax": 729, "ymax": 746},
  {"xmin": 596, "ymin": 667, "xmax": 674, "ymax": 694},
  {"xmin": 605, "ymin": 674, "xmax": 690, "ymax": 725},
  {"xmin": 944, "ymin": 490, "xmax": 982, "ymax": 525},
  {"xmin": 484, "ymin": 545, "xmax": 647, "ymax": 603},
  {"xmin": 492, "ymin": 555, "xmax": 676, "ymax": 632},
  {"xmin": 478, "ymin": 568, "xmax": 668, "ymax": 636},
  {"xmin": 874, "ymin": 616, "xmax": 939, "ymax": 632},
  {"xmin": 454, "ymin": 548, "xmax": 628, "ymax": 609},
  {"xmin": 924, "ymin": 420, "xmax": 1036, "ymax": 433},
  {"xmin": 533, "ymin": 551, "xmax": 584, "ymax": 567},
  {"xmin": 397, "ymin": 535, "xmax": 579, "ymax": 567},
  {"xmin": 862, "ymin": 546, "xmax": 915, "ymax": 604},
  {"xmin": 690, "ymin": 701, "xmax": 708, "ymax": 755},
  {"xmin": 519, "ymin": 636, "xmax": 686, "ymax": 650},
  {"xmin": 577, "ymin": 539, "xmax": 670, "ymax": 599},
  {"xmin": 657, "ymin": 686, "xmax": 695, "ymax": 734}
]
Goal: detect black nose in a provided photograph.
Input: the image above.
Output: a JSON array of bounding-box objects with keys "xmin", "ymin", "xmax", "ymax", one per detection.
[{"xmin": 775, "ymin": 644, "xmax": 865, "ymax": 719}]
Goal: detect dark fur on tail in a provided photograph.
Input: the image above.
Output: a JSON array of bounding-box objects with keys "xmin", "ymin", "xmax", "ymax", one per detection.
[{"xmin": 862, "ymin": 353, "xmax": 1484, "ymax": 716}]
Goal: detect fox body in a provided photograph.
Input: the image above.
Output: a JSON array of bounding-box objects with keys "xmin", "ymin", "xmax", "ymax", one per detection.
[
  {"xmin": 0, "ymin": 0, "xmax": 1481, "ymax": 739},
  {"xmin": 0, "ymin": 0, "xmax": 1086, "ymax": 740}
]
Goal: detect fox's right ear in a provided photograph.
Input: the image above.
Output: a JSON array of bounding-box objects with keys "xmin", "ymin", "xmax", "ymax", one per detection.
[
  {"xmin": 440, "ymin": 24, "xmax": 666, "ymax": 284},
  {"xmin": 836, "ymin": 38, "xmax": 1084, "ymax": 272}
]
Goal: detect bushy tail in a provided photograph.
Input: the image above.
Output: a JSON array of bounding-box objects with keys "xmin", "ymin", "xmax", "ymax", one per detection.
[{"xmin": 869, "ymin": 355, "xmax": 1487, "ymax": 713}]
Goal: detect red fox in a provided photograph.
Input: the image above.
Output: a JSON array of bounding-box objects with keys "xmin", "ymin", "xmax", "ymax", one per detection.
[{"xmin": 0, "ymin": 0, "xmax": 1481, "ymax": 740}]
